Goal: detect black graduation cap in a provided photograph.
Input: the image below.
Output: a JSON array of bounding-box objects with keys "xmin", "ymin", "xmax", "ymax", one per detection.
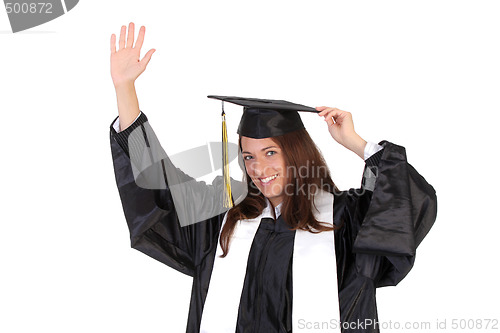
[
  {"xmin": 207, "ymin": 95, "xmax": 319, "ymax": 208},
  {"xmin": 207, "ymin": 95, "xmax": 319, "ymax": 139}
]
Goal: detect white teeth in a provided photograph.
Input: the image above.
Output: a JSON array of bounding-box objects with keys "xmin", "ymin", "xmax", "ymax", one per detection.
[{"xmin": 260, "ymin": 174, "xmax": 278, "ymax": 183}]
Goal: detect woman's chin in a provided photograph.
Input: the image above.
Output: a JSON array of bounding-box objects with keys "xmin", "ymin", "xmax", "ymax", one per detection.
[
  {"xmin": 252, "ymin": 182, "xmax": 285, "ymax": 203},
  {"xmin": 262, "ymin": 192, "xmax": 285, "ymax": 205},
  {"xmin": 259, "ymin": 187, "xmax": 279, "ymax": 198}
]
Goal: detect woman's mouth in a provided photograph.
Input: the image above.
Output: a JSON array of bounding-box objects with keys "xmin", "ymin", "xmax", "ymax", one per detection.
[{"xmin": 259, "ymin": 174, "xmax": 278, "ymax": 185}]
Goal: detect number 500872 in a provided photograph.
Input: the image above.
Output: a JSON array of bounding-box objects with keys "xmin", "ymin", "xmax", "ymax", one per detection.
[{"xmin": 5, "ymin": 2, "xmax": 53, "ymax": 14}]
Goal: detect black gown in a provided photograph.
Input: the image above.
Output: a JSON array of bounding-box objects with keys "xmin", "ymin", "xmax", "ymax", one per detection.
[{"xmin": 109, "ymin": 112, "xmax": 437, "ymax": 333}]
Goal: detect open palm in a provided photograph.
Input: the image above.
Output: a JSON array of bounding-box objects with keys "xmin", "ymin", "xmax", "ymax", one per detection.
[{"xmin": 110, "ymin": 22, "xmax": 155, "ymax": 87}]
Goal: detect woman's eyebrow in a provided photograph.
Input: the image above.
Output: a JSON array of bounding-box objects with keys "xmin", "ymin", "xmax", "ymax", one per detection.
[
  {"xmin": 241, "ymin": 146, "xmax": 278, "ymax": 154},
  {"xmin": 261, "ymin": 145, "xmax": 278, "ymax": 151}
]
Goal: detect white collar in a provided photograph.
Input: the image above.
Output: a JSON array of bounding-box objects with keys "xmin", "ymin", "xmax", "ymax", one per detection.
[
  {"xmin": 263, "ymin": 190, "xmax": 332, "ymax": 225},
  {"xmin": 262, "ymin": 198, "xmax": 283, "ymax": 220}
]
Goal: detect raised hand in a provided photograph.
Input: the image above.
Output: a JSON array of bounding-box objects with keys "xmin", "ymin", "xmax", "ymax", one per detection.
[
  {"xmin": 316, "ymin": 106, "xmax": 367, "ymax": 159},
  {"xmin": 110, "ymin": 22, "xmax": 155, "ymax": 87}
]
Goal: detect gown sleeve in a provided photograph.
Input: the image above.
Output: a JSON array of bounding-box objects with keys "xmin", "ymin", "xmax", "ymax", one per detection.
[
  {"xmin": 109, "ymin": 111, "xmax": 243, "ymax": 276},
  {"xmin": 339, "ymin": 140, "xmax": 438, "ymax": 288}
]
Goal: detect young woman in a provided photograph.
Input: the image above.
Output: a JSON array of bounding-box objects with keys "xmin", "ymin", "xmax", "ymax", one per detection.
[{"xmin": 109, "ymin": 23, "xmax": 437, "ymax": 333}]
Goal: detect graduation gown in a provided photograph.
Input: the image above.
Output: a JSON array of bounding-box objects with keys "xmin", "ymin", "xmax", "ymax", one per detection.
[{"xmin": 109, "ymin": 112, "xmax": 437, "ymax": 333}]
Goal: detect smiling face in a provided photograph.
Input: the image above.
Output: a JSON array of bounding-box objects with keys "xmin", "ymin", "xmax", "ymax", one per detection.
[{"xmin": 241, "ymin": 136, "xmax": 288, "ymax": 208}]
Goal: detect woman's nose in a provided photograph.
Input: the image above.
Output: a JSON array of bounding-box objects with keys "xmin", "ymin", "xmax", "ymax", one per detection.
[{"xmin": 249, "ymin": 160, "xmax": 266, "ymax": 177}]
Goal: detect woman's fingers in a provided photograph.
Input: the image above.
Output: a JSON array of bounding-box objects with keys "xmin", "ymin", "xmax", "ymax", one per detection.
[
  {"xmin": 316, "ymin": 106, "xmax": 360, "ymax": 150},
  {"xmin": 110, "ymin": 34, "xmax": 116, "ymax": 53},
  {"xmin": 114, "ymin": 23, "xmax": 143, "ymax": 52},
  {"xmin": 316, "ymin": 106, "xmax": 339, "ymax": 115},
  {"xmin": 316, "ymin": 106, "xmax": 353, "ymax": 128},
  {"xmin": 140, "ymin": 48, "xmax": 156, "ymax": 67},
  {"xmin": 316, "ymin": 107, "xmax": 341, "ymax": 124},
  {"xmin": 126, "ymin": 22, "xmax": 135, "ymax": 48},
  {"xmin": 325, "ymin": 110, "xmax": 340, "ymax": 126},
  {"xmin": 316, "ymin": 106, "xmax": 329, "ymax": 113},
  {"xmin": 317, "ymin": 106, "xmax": 341, "ymax": 116},
  {"xmin": 110, "ymin": 23, "xmax": 153, "ymax": 86},
  {"xmin": 134, "ymin": 26, "xmax": 146, "ymax": 51},
  {"xmin": 118, "ymin": 25, "xmax": 126, "ymax": 50}
]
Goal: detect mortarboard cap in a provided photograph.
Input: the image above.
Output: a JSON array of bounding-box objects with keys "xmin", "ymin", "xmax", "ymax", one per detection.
[
  {"xmin": 207, "ymin": 95, "xmax": 319, "ymax": 139},
  {"xmin": 207, "ymin": 95, "xmax": 319, "ymax": 209}
]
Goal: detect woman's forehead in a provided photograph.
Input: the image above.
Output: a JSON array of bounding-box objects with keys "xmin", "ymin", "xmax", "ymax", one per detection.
[{"xmin": 240, "ymin": 136, "xmax": 279, "ymax": 152}]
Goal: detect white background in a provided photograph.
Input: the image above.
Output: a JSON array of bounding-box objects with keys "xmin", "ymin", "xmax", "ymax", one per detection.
[{"xmin": 1, "ymin": 1, "xmax": 499, "ymax": 332}]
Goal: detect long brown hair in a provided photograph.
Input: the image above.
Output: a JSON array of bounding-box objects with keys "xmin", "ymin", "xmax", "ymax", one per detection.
[{"xmin": 219, "ymin": 128, "xmax": 340, "ymax": 257}]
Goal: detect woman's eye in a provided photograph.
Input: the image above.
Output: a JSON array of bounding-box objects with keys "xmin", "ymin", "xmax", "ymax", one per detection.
[
  {"xmin": 266, "ymin": 151, "xmax": 276, "ymax": 156},
  {"xmin": 243, "ymin": 155, "xmax": 253, "ymax": 160}
]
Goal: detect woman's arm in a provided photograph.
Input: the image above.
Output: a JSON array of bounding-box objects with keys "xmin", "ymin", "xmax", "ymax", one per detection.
[
  {"xmin": 109, "ymin": 24, "xmax": 247, "ymax": 273},
  {"xmin": 318, "ymin": 106, "xmax": 437, "ymax": 286},
  {"xmin": 110, "ymin": 125, "xmax": 225, "ymax": 275},
  {"xmin": 351, "ymin": 140, "xmax": 437, "ymax": 287},
  {"xmin": 110, "ymin": 22, "xmax": 155, "ymax": 131},
  {"xmin": 109, "ymin": 24, "xmax": 239, "ymax": 274},
  {"xmin": 114, "ymin": 83, "xmax": 140, "ymax": 132}
]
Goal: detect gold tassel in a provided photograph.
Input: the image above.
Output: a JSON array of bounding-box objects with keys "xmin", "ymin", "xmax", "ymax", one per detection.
[{"xmin": 222, "ymin": 103, "xmax": 233, "ymax": 208}]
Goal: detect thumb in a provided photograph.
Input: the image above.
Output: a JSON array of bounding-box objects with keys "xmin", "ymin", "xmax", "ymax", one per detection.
[{"xmin": 140, "ymin": 48, "xmax": 156, "ymax": 67}]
